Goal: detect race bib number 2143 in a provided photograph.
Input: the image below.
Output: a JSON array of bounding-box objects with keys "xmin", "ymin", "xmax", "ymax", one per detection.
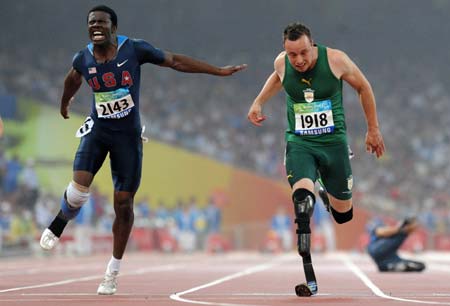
[{"xmin": 94, "ymin": 88, "xmax": 135, "ymax": 119}]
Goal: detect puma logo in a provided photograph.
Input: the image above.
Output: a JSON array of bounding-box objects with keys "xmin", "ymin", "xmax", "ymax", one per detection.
[
  {"xmin": 301, "ymin": 78, "xmax": 312, "ymax": 87},
  {"xmin": 287, "ymin": 171, "xmax": 294, "ymax": 179}
]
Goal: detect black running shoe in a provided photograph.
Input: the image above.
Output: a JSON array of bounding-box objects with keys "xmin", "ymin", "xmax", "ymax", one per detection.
[
  {"xmin": 295, "ymin": 281, "xmax": 318, "ymax": 297},
  {"xmin": 405, "ymin": 260, "xmax": 426, "ymax": 272}
]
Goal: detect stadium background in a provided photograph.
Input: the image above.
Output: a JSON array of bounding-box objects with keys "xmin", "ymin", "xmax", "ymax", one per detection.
[{"xmin": 1, "ymin": 0, "xmax": 450, "ymax": 255}]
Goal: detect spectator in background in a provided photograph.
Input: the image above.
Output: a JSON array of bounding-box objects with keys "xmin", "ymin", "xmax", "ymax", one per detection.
[
  {"xmin": 74, "ymin": 195, "xmax": 95, "ymax": 255},
  {"xmin": 366, "ymin": 216, "xmax": 425, "ymax": 272},
  {"xmin": 10, "ymin": 209, "xmax": 36, "ymax": 246},
  {"xmin": 174, "ymin": 200, "xmax": 196, "ymax": 252},
  {"xmin": 0, "ymin": 115, "xmax": 3, "ymax": 138},
  {"xmin": 134, "ymin": 196, "xmax": 152, "ymax": 228},
  {"xmin": 313, "ymin": 190, "xmax": 336, "ymax": 252},
  {"xmin": 19, "ymin": 158, "xmax": 40, "ymax": 209},
  {"xmin": 0, "ymin": 149, "xmax": 7, "ymax": 190},
  {"xmin": 136, "ymin": 196, "xmax": 151, "ymax": 219},
  {"xmin": 205, "ymin": 197, "xmax": 222, "ymax": 234},
  {"xmin": 3, "ymin": 154, "xmax": 22, "ymax": 195},
  {"xmin": 154, "ymin": 200, "xmax": 170, "ymax": 227},
  {"xmin": 271, "ymin": 205, "xmax": 293, "ymax": 251},
  {"xmin": 0, "ymin": 201, "xmax": 12, "ymax": 234},
  {"xmin": 89, "ymin": 186, "xmax": 106, "ymax": 225},
  {"xmin": 34, "ymin": 194, "xmax": 55, "ymax": 230},
  {"xmin": 186, "ymin": 196, "xmax": 206, "ymax": 249},
  {"xmin": 97, "ymin": 204, "xmax": 114, "ymax": 234}
]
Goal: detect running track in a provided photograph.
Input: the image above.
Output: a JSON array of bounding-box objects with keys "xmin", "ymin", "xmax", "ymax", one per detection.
[{"xmin": 0, "ymin": 251, "xmax": 449, "ymax": 306}]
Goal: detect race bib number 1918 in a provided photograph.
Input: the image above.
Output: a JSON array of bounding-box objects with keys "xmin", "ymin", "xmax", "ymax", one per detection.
[{"xmin": 294, "ymin": 100, "xmax": 335, "ymax": 135}]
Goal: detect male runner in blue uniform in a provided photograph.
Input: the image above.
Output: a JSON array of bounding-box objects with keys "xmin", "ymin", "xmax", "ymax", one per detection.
[{"xmin": 39, "ymin": 5, "xmax": 246, "ymax": 295}]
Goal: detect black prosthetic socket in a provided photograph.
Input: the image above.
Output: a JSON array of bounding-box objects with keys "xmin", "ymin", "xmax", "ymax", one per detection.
[
  {"xmin": 48, "ymin": 210, "xmax": 69, "ymax": 238},
  {"xmin": 292, "ymin": 189, "xmax": 316, "ymax": 217},
  {"xmin": 330, "ymin": 206, "xmax": 353, "ymax": 224},
  {"xmin": 292, "ymin": 188, "xmax": 316, "ymax": 257}
]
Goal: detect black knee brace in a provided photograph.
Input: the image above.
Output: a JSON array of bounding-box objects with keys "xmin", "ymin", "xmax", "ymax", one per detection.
[
  {"xmin": 330, "ymin": 206, "xmax": 353, "ymax": 224},
  {"xmin": 292, "ymin": 188, "xmax": 316, "ymax": 257}
]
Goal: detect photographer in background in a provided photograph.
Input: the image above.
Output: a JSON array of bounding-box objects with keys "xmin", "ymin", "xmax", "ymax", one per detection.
[{"xmin": 366, "ymin": 216, "xmax": 426, "ymax": 272}]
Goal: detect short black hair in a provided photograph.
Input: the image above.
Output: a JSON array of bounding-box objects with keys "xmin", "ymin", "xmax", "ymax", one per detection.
[
  {"xmin": 283, "ymin": 22, "xmax": 312, "ymax": 42},
  {"xmin": 88, "ymin": 5, "xmax": 118, "ymax": 27}
]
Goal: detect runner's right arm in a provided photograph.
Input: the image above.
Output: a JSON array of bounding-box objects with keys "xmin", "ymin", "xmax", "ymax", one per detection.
[
  {"xmin": 247, "ymin": 71, "xmax": 282, "ymax": 126},
  {"xmin": 60, "ymin": 68, "xmax": 82, "ymax": 119},
  {"xmin": 247, "ymin": 53, "xmax": 284, "ymax": 126}
]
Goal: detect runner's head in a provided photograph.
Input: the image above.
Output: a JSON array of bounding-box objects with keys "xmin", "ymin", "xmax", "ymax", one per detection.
[
  {"xmin": 283, "ymin": 23, "xmax": 316, "ymax": 73},
  {"xmin": 87, "ymin": 5, "xmax": 118, "ymax": 46}
]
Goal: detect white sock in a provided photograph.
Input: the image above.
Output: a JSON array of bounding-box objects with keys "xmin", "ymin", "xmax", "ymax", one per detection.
[{"xmin": 106, "ymin": 256, "xmax": 121, "ymax": 274}]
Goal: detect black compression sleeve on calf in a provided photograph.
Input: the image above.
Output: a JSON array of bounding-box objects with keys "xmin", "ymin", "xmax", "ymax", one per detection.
[
  {"xmin": 330, "ymin": 206, "xmax": 353, "ymax": 224},
  {"xmin": 48, "ymin": 210, "xmax": 69, "ymax": 237}
]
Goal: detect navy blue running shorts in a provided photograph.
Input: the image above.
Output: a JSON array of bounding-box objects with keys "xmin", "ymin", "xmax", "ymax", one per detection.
[{"xmin": 73, "ymin": 125, "xmax": 143, "ymax": 192}]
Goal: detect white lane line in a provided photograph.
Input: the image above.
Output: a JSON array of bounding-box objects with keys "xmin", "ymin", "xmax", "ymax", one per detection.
[
  {"xmin": 0, "ymin": 274, "xmax": 102, "ymax": 293},
  {"xmin": 0, "ymin": 264, "xmax": 180, "ymax": 294},
  {"xmin": 341, "ymin": 255, "xmax": 450, "ymax": 305},
  {"xmin": 0, "ymin": 298, "xmax": 163, "ymax": 302},
  {"xmin": 1, "ymin": 264, "xmax": 105, "ymax": 276},
  {"xmin": 428, "ymin": 263, "xmax": 450, "ymax": 272},
  {"xmin": 230, "ymin": 292, "xmax": 331, "ymax": 296},
  {"xmin": 170, "ymin": 255, "xmax": 289, "ymax": 306},
  {"xmin": 21, "ymin": 293, "xmax": 144, "ymax": 296}
]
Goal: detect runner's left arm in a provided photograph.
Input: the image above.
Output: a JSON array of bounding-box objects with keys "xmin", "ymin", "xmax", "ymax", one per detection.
[
  {"xmin": 338, "ymin": 51, "xmax": 385, "ymax": 158},
  {"xmin": 134, "ymin": 39, "xmax": 246, "ymax": 76},
  {"xmin": 160, "ymin": 51, "xmax": 246, "ymax": 76}
]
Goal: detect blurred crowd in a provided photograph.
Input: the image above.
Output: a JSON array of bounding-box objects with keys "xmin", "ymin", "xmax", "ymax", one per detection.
[{"xmin": 0, "ymin": 153, "xmax": 223, "ymax": 254}]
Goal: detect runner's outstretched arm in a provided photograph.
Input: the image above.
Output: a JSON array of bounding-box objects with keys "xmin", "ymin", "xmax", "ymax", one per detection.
[{"xmin": 159, "ymin": 51, "xmax": 246, "ymax": 76}]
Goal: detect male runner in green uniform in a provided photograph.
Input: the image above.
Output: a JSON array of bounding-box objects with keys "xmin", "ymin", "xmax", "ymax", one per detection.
[{"xmin": 247, "ymin": 22, "xmax": 385, "ymax": 296}]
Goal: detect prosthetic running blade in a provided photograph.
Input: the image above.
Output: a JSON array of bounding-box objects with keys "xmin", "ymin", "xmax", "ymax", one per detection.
[{"xmin": 295, "ymin": 254, "xmax": 318, "ymax": 297}]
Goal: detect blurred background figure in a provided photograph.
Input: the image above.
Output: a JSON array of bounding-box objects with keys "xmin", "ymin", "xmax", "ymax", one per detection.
[
  {"xmin": 205, "ymin": 196, "xmax": 222, "ymax": 235},
  {"xmin": 2, "ymin": 154, "xmax": 21, "ymax": 196},
  {"xmin": 19, "ymin": 158, "xmax": 39, "ymax": 210},
  {"xmin": 73, "ymin": 192, "xmax": 95, "ymax": 256},
  {"xmin": 174, "ymin": 199, "xmax": 196, "ymax": 252},
  {"xmin": 312, "ymin": 190, "xmax": 336, "ymax": 252},
  {"xmin": 270, "ymin": 205, "xmax": 293, "ymax": 252},
  {"xmin": 154, "ymin": 200, "xmax": 170, "ymax": 228},
  {"xmin": 366, "ymin": 216, "xmax": 426, "ymax": 272}
]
